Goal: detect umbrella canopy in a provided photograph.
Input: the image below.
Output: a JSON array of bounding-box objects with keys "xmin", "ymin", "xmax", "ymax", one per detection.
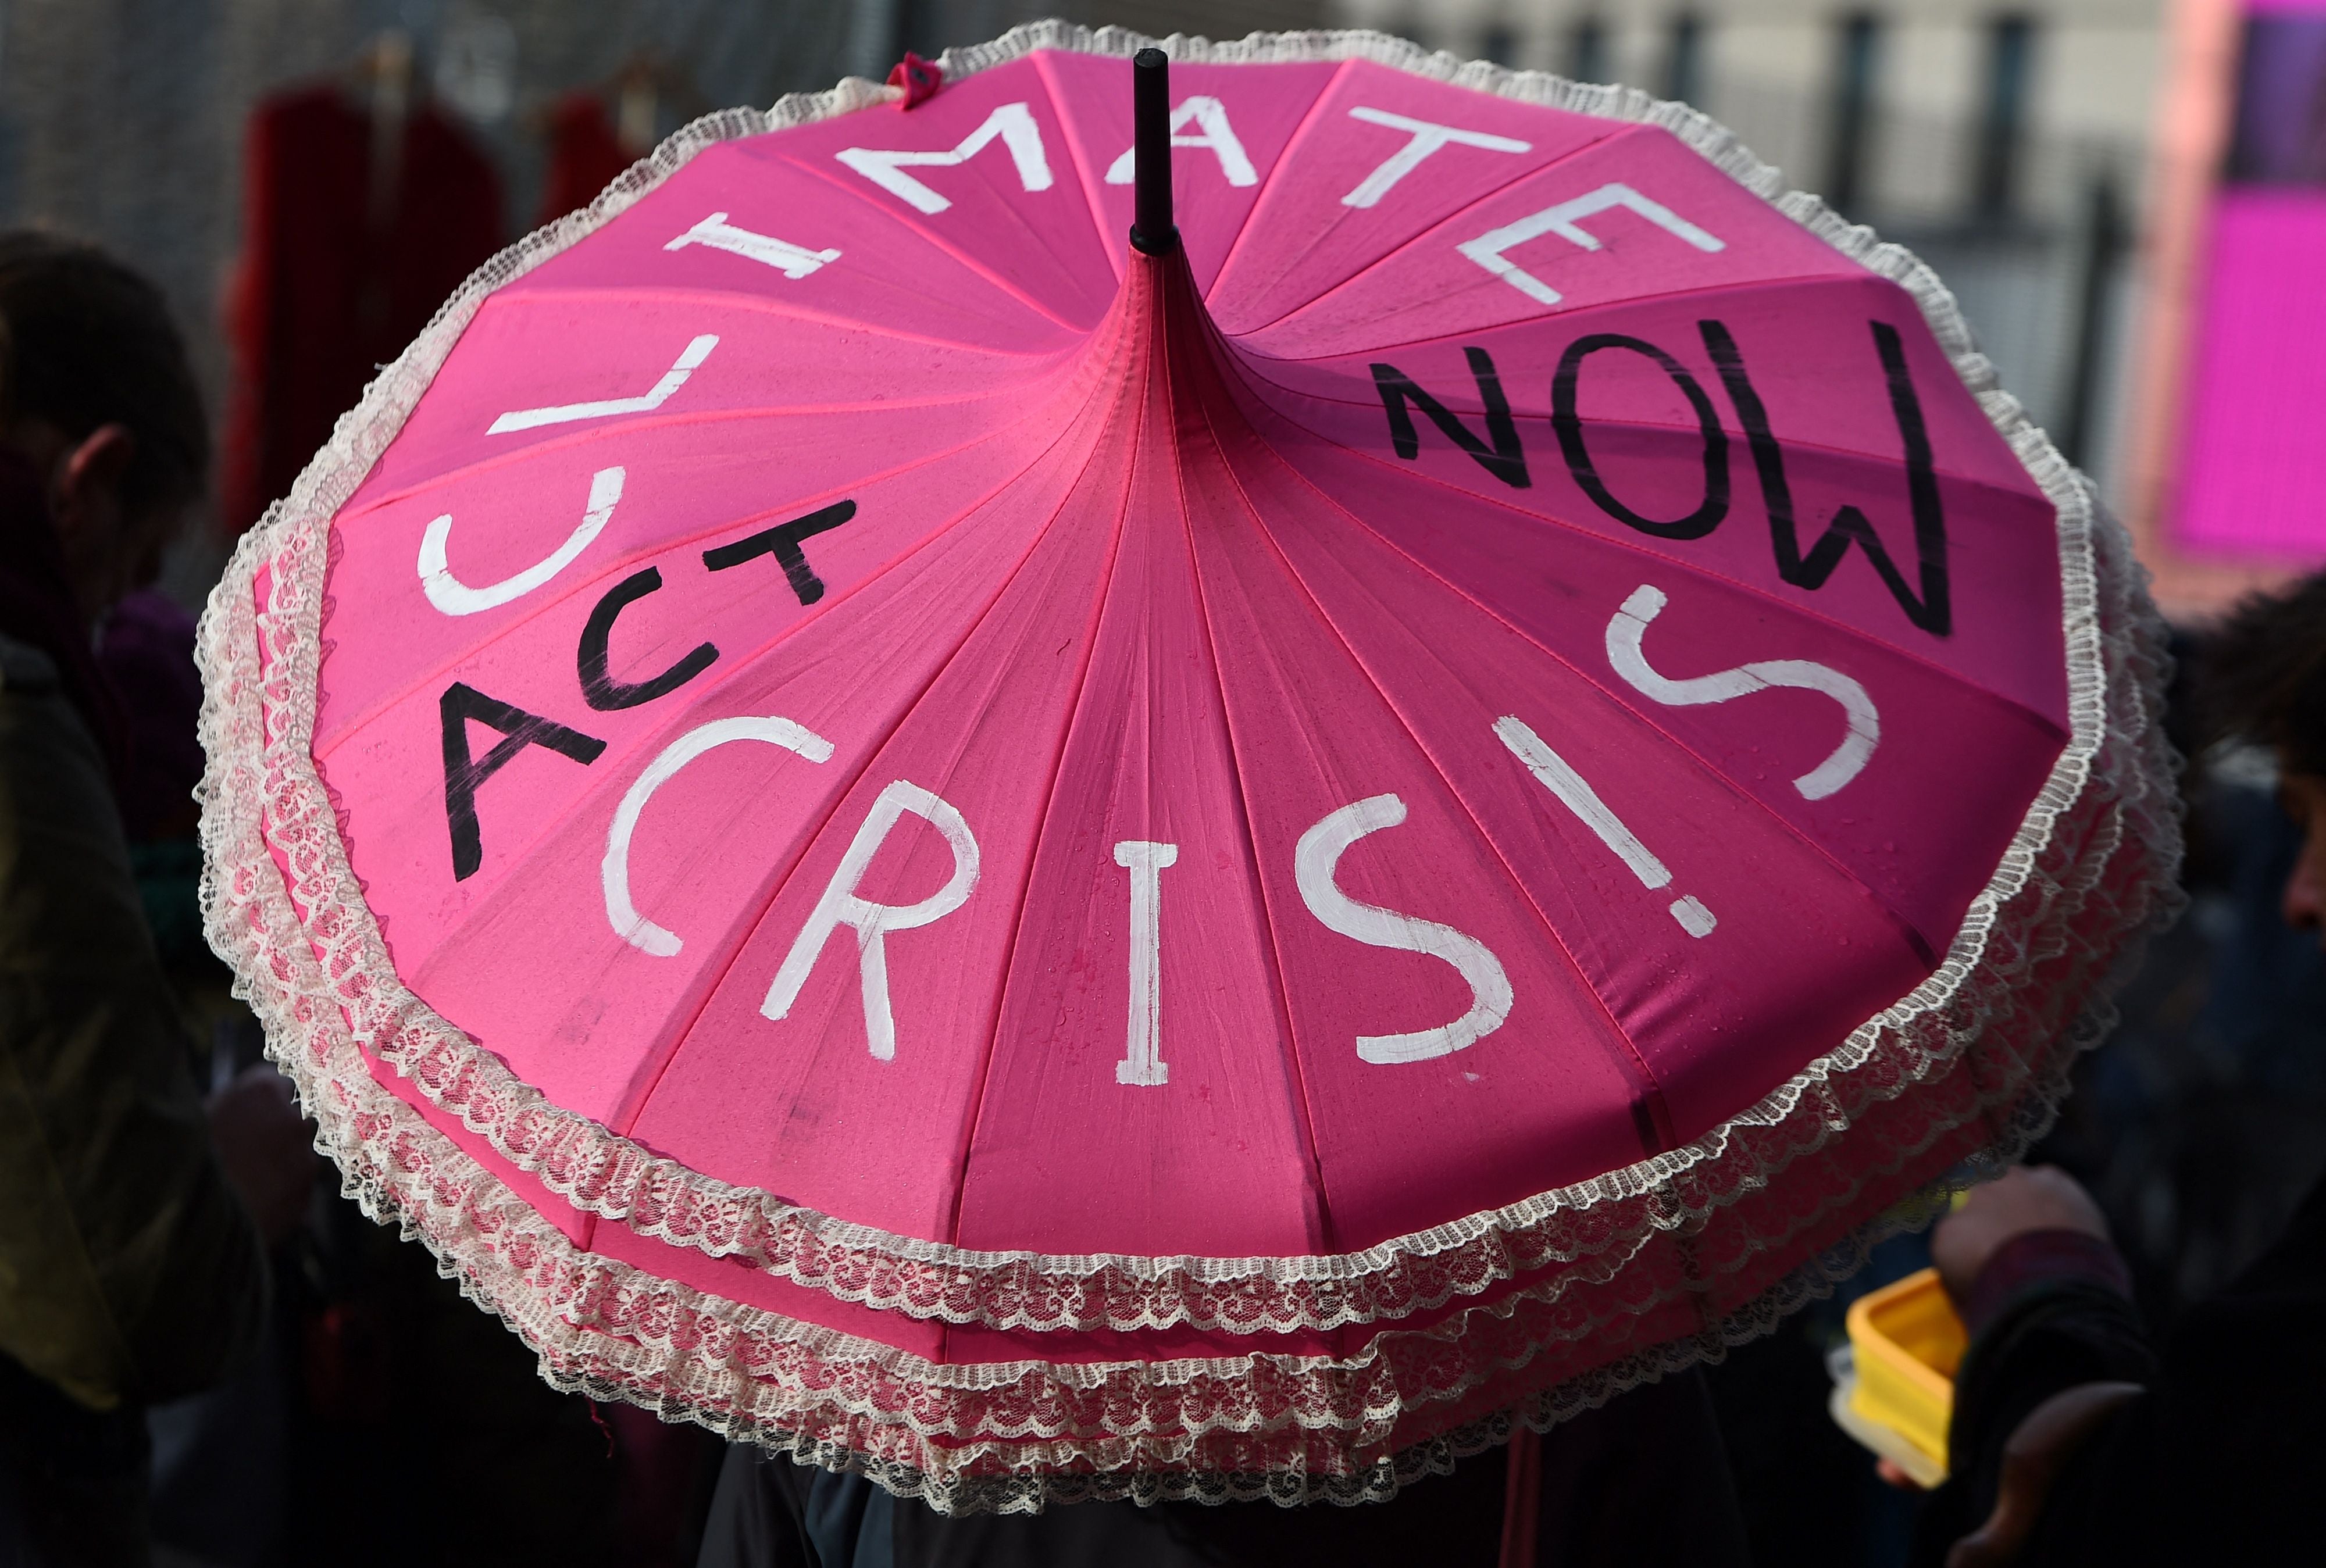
[{"xmin": 199, "ymin": 23, "xmax": 2177, "ymax": 1512}]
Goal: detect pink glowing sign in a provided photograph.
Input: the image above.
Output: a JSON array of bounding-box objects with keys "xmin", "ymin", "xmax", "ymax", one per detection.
[{"xmin": 2172, "ymin": 0, "xmax": 2326, "ymax": 560}]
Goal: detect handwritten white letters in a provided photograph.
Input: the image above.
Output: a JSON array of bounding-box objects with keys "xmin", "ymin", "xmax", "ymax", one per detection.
[
  {"xmin": 1294, "ymin": 794, "xmax": 1514, "ymax": 1063},
  {"xmin": 1606, "ymin": 584, "xmax": 1879, "ymax": 800},
  {"xmin": 1494, "ymin": 716, "xmax": 1718, "ymax": 938},
  {"xmin": 1104, "ymin": 96, "xmax": 1257, "ymax": 188},
  {"xmin": 837, "ymin": 102, "xmax": 1054, "ymax": 215},
  {"xmin": 1112, "ymin": 841, "xmax": 1178, "ymax": 1086},
  {"xmin": 1340, "ymin": 107, "xmax": 1531, "ymax": 208},
  {"xmin": 761, "ymin": 780, "xmax": 982, "ymax": 1062},
  {"xmin": 1459, "ymin": 183, "xmax": 1724, "ymax": 305},
  {"xmin": 665, "ymin": 212, "xmax": 841, "ymax": 278},
  {"xmin": 488, "ymin": 335, "xmax": 719, "ymax": 434},
  {"xmin": 419, "ymin": 466, "xmax": 625, "ymax": 616},
  {"xmin": 602, "ymin": 716, "xmax": 834, "ymax": 957}
]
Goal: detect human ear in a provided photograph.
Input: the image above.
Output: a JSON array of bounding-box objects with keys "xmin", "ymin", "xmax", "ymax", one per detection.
[
  {"xmin": 50, "ymin": 422, "xmax": 137, "ymax": 533},
  {"xmin": 46, "ymin": 423, "xmax": 142, "ymax": 619}
]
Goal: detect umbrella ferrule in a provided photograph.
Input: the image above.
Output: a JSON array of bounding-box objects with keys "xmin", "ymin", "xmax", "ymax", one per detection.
[{"xmin": 1129, "ymin": 47, "xmax": 1178, "ymax": 256}]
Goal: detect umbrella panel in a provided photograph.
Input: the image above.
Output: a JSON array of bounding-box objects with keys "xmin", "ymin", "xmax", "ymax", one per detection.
[{"xmin": 1207, "ymin": 60, "xmax": 1618, "ymax": 334}]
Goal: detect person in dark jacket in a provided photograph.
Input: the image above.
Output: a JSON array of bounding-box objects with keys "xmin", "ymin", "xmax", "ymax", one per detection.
[
  {"xmin": 0, "ymin": 232, "xmax": 312, "ymax": 1567},
  {"xmin": 1909, "ymin": 570, "xmax": 2326, "ymax": 1567}
]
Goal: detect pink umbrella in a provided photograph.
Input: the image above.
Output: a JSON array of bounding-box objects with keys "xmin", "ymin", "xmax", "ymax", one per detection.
[{"xmin": 199, "ymin": 24, "xmax": 2177, "ymax": 1512}]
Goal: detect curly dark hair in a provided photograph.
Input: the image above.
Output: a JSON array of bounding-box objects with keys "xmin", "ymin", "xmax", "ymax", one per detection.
[
  {"xmin": 0, "ymin": 230, "xmax": 208, "ymax": 522},
  {"xmin": 2200, "ymin": 570, "xmax": 2326, "ymax": 778}
]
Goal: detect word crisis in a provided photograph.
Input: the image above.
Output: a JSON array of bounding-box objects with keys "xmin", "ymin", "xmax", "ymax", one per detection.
[{"xmin": 428, "ymin": 484, "xmax": 1878, "ymax": 1079}]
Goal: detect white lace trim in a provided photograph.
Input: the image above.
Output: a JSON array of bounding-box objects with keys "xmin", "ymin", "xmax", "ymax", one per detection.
[{"xmin": 196, "ymin": 22, "xmax": 2181, "ymax": 1510}]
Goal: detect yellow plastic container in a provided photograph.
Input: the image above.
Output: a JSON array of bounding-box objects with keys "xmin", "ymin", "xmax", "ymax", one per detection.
[{"xmin": 1845, "ymin": 1267, "xmax": 1967, "ymax": 1474}]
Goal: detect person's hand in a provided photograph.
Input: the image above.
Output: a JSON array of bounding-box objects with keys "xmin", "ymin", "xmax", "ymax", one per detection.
[
  {"xmin": 206, "ymin": 1062, "xmax": 317, "ymax": 1246},
  {"xmin": 1932, "ymin": 1165, "xmax": 2108, "ymax": 1308}
]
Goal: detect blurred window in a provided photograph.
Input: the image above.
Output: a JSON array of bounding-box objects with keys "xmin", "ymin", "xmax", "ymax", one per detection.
[
  {"xmin": 1482, "ymin": 23, "xmax": 1518, "ymax": 66},
  {"xmin": 1665, "ymin": 13, "xmax": 1704, "ymax": 106},
  {"xmin": 1974, "ymin": 14, "xmax": 2037, "ymax": 219},
  {"xmin": 1569, "ymin": 16, "xmax": 1609, "ymax": 84},
  {"xmin": 1825, "ymin": 12, "xmax": 1881, "ymax": 217},
  {"xmin": 436, "ymin": 11, "xmax": 518, "ymax": 126}
]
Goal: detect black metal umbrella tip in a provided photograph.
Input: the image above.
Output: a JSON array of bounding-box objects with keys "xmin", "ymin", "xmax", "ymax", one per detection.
[{"xmin": 1129, "ymin": 48, "xmax": 1178, "ymax": 256}]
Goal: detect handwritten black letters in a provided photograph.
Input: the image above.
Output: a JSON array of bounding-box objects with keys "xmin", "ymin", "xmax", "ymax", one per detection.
[
  {"xmin": 440, "ymin": 499, "xmax": 858, "ymax": 880},
  {"xmin": 1373, "ymin": 319, "xmax": 1952, "ymax": 637}
]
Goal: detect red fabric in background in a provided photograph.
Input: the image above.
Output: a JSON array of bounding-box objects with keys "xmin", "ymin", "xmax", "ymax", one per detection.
[
  {"xmin": 537, "ymin": 92, "xmax": 634, "ymax": 228},
  {"xmin": 222, "ymin": 85, "xmax": 502, "ymax": 536}
]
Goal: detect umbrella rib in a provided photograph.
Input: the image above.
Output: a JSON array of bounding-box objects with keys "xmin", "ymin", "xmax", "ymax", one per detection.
[
  {"xmin": 1221, "ymin": 120, "xmax": 1641, "ymax": 341},
  {"xmin": 1225, "ymin": 402, "xmax": 1958, "ymax": 973},
  {"xmin": 778, "ymin": 151, "xmax": 1097, "ymax": 336},
  {"xmin": 1200, "ymin": 59, "xmax": 1356, "ymax": 302},
  {"xmin": 336, "ymin": 392, "xmax": 1050, "ymax": 523},
  {"xmin": 1190, "ymin": 391, "xmax": 1674, "ymax": 1150},
  {"xmin": 939, "ymin": 340, "xmax": 1150, "ymax": 1256},
  {"xmin": 499, "ymin": 281, "xmax": 1074, "ymax": 356},
  {"xmin": 1175, "ymin": 399, "xmax": 1346, "ymax": 1263},
  {"xmin": 1030, "ymin": 48, "xmax": 1123, "ymax": 289},
  {"xmin": 602, "ymin": 373, "xmax": 1144, "ymax": 1145}
]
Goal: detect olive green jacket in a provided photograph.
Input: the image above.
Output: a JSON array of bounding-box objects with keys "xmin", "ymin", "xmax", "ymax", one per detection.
[{"xmin": 0, "ymin": 631, "xmax": 266, "ymax": 1413}]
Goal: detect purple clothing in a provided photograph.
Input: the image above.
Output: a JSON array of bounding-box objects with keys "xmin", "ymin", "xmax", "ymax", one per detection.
[{"xmin": 97, "ymin": 589, "xmax": 204, "ymax": 841}]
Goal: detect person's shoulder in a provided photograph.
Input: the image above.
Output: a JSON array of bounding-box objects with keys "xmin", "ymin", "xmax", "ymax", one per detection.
[
  {"xmin": 0, "ymin": 630, "xmax": 90, "ymax": 760},
  {"xmin": 0, "ymin": 631, "xmax": 111, "ymax": 816},
  {"xmin": 0, "ymin": 631, "xmax": 62, "ymax": 695}
]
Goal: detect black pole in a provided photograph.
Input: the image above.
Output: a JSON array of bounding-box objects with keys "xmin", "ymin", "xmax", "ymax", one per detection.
[
  {"xmin": 2059, "ymin": 172, "xmax": 2124, "ymax": 469},
  {"xmin": 1129, "ymin": 48, "xmax": 1177, "ymax": 256}
]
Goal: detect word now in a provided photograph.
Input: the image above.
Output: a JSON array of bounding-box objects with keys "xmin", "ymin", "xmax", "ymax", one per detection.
[{"xmin": 1371, "ymin": 319, "xmax": 1952, "ymax": 637}]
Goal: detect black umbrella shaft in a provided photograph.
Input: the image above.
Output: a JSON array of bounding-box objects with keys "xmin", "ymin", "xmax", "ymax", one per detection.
[{"xmin": 1130, "ymin": 48, "xmax": 1178, "ymax": 255}]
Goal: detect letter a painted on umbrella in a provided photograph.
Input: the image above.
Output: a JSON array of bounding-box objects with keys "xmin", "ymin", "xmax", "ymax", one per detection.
[{"xmin": 1104, "ymin": 96, "xmax": 1257, "ymax": 187}]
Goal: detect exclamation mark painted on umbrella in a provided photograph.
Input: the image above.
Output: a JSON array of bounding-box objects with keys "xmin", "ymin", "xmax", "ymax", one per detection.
[{"xmin": 1494, "ymin": 716, "xmax": 1717, "ymax": 938}]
